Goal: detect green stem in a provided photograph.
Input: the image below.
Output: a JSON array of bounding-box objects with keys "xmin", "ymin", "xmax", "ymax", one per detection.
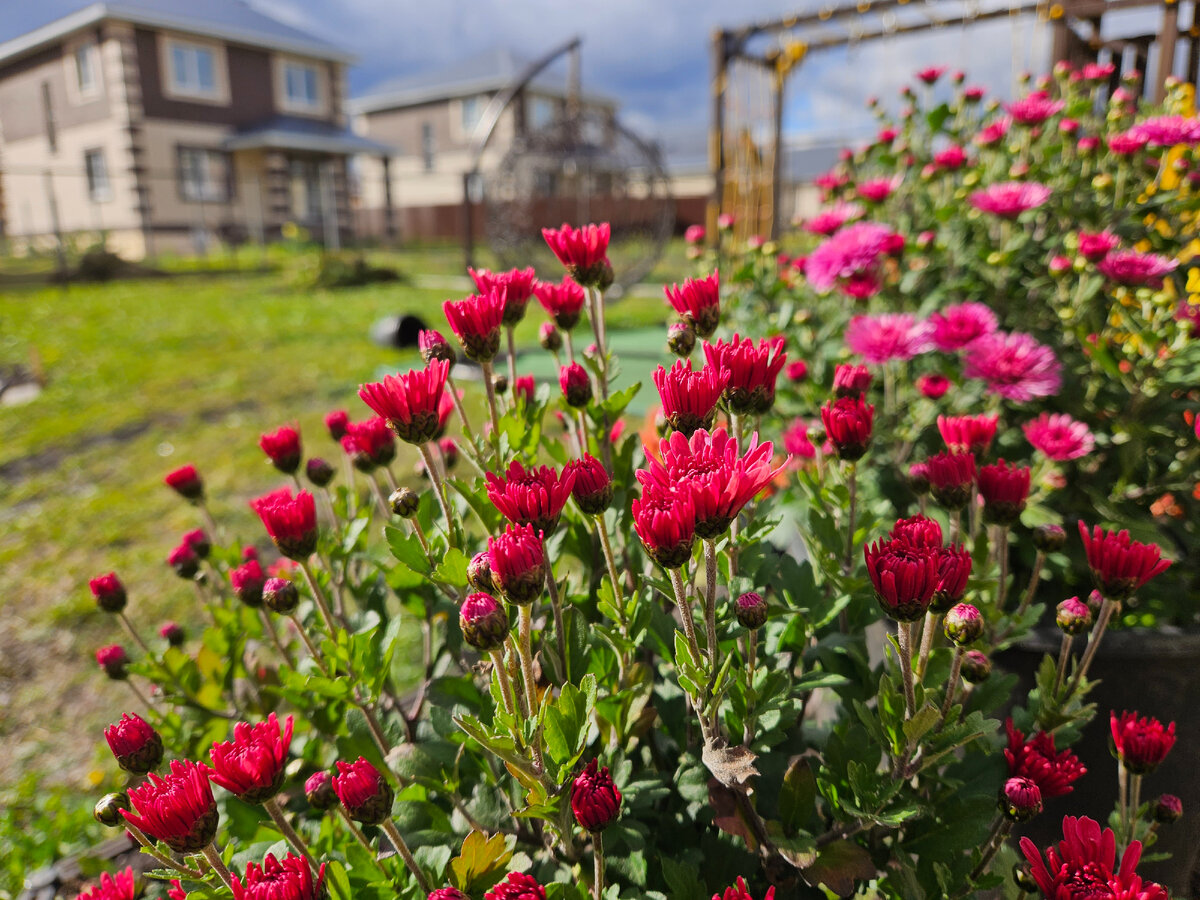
[
  {"xmin": 1053, "ymin": 633, "xmax": 1073, "ymax": 697},
  {"xmin": 542, "ymin": 546, "xmax": 569, "ymax": 682},
  {"xmin": 298, "ymin": 559, "xmax": 339, "ymax": 637},
  {"xmin": 516, "ymin": 605, "xmax": 544, "ymax": 772},
  {"xmin": 843, "ymin": 462, "xmax": 858, "ymax": 574},
  {"xmin": 336, "ymin": 807, "xmax": 387, "ymax": 871},
  {"xmin": 592, "ymin": 832, "xmax": 606, "ymax": 900},
  {"xmin": 742, "ymin": 629, "xmax": 758, "ymax": 745},
  {"xmin": 996, "ymin": 526, "xmax": 1011, "ymax": 612},
  {"xmin": 703, "ymin": 540, "xmax": 720, "ymax": 668},
  {"xmin": 201, "ymin": 843, "xmax": 234, "ymax": 891},
  {"xmin": 506, "ymin": 325, "xmax": 518, "ymax": 387},
  {"xmin": 445, "ymin": 372, "xmax": 477, "ymax": 446},
  {"xmin": 481, "ymin": 360, "xmax": 503, "ymax": 464},
  {"xmin": 263, "ymin": 796, "xmax": 316, "ymax": 873},
  {"xmin": 915, "ymin": 610, "xmax": 939, "ymax": 683},
  {"xmin": 1063, "ymin": 595, "xmax": 1116, "ymax": 701},
  {"xmin": 126, "ymin": 825, "xmax": 204, "ymax": 877},
  {"xmin": 896, "ymin": 621, "xmax": 916, "ymax": 721},
  {"xmin": 938, "ymin": 647, "xmax": 965, "ymax": 728},
  {"xmin": 381, "ymin": 819, "xmax": 432, "ymax": 892}
]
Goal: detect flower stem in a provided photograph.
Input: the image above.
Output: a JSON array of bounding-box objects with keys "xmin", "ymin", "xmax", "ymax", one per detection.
[
  {"xmin": 298, "ymin": 559, "xmax": 338, "ymax": 637},
  {"xmin": 1016, "ymin": 550, "xmax": 1045, "ymax": 620},
  {"xmin": 896, "ymin": 621, "xmax": 917, "ymax": 721},
  {"xmin": 1064, "ymin": 595, "xmax": 1116, "ymax": 701},
  {"xmin": 381, "ymin": 819, "xmax": 432, "ymax": 892},
  {"xmin": 260, "ymin": 608, "xmax": 295, "ymax": 668},
  {"xmin": 996, "ymin": 526, "xmax": 1011, "ymax": 612},
  {"xmin": 124, "ymin": 679, "xmax": 155, "ymax": 711},
  {"xmin": 118, "ymin": 612, "xmax": 152, "ymax": 656},
  {"xmin": 336, "ymin": 807, "xmax": 387, "ymax": 870},
  {"xmin": 516, "ymin": 605, "xmax": 544, "ymax": 772},
  {"xmin": 445, "ymin": 372, "xmax": 477, "ymax": 446},
  {"xmin": 592, "ymin": 832, "xmax": 606, "ymax": 900},
  {"xmin": 289, "ymin": 613, "xmax": 330, "ymax": 676},
  {"xmin": 489, "ymin": 648, "xmax": 519, "ymax": 721},
  {"xmin": 938, "ymin": 647, "xmax": 965, "ymax": 728},
  {"xmin": 596, "ymin": 515, "xmax": 628, "ymax": 630},
  {"xmin": 669, "ymin": 567, "xmax": 705, "ymax": 673},
  {"xmin": 915, "ymin": 610, "xmax": 939, "ymax": 683},
  {"xmin": 481, "ymin": 360, "xmax": 503, "ymax": 464},
  {"xmin": 126, "ymin": 825, "xmax": 204, "ymax": 877},
  {"xmin": 1053, "ymin": 633, "xmax": 1073, "ymax": 697},
  {"xmin": 263, "ymin": 797, "xmax": 316, "ymax": 873},
  {"xmin": 540, "ymin": 538, "xmax": 569, "ymax": 679},
  {"xmin": 504, "ymin": 634, "xmax": 529, "ymax": 717},
  {"xmin": 201, "ymin": 843, "xmax": 234, "ymax": 891},
  {"xmin": 420, "ymin": 442, "xmax": 460, "ymax": 546},
  {"xmin": 843, "ymin": 462, "xmax": 858, "ymax": 574},
  {"xmin": 505, "ymin": 325, "xmax": 518, "ymax": 386},
  {"xmin": 1118, "ymin": 760, "xmax": 1130, "ymax": 841},
  {"xmin": 1127, "ymin": 773, "xmax": 1143, "ymax": 849},
  {"xmin": 703, "ymin": 540, "xmax": 720, "ymax": 668},
  {"xmin": 742, "ymin": 629, "xmax": 758, "ymax": 745},
  {"xmin": 968, "ymin": 818, "xmax": 1012, "ymax": 883}
]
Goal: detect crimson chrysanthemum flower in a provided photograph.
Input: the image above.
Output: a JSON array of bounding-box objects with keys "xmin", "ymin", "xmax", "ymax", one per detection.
[
  {"xmin": 863, "ymin": 538, "xmax": 940, "ymax": 621},
  {"xmin": 804, "ymin": 201, "xmax": 863, "ymax": 236},
  {"xmin": 712, "ymin": 876, "xmax": 775, "ymax": 900},
  {"xmin": 968, "ymin": 181, "xmax": 1052, "ymax": 218},
  {"xmin": 486, "ymin": 460, "xmax": 576, "ymax": 535},
  {"xmin": 632, "ymin": 482, "xmax": 696, "ymax": 569},
  {"xmin": 359, "ymin": 359, "xmax": 449, "ymax": 445},
  {"xmin": 259, "ymin": 425, "xmax": 302, "ymax": 474},
  {"xmin": 443, "ymin": 292, "xmax": 505, "ymax": 363},
  {"xmin": 1005, "ymin": 720, "xmax": 1086, "ymax": 799},
  {"xmin": 805, "ymin": 222, "xmax": 897, "ymax": 299},
  {"xmin": 488, "ymin": 523, "xmax": 547, "ymax": 606},
  {"xmin": 933, "ymin": 144, "xmax": 968, "ymax": 169},
  {"xmin": 934, "ymin": 544, "xmax": 972, "ymax": 610},
  {"xmin": 833, "ymin": 363, "xmax": 872, "ymax": 398},
  {"xmin": 639, "ymin": 427, "xmax": 786, "ymax": 539},
  {"xmin": 1107, "ymin": 130, "xmax": 1150, "ymax": 155},
  {"xmin": 485, "ymin": 873, "xmax": 547, "ymax": 900},
  {"xmin": 75, "ymin": 867, "xmax": 136, "ymax": 900},
  {"xmin": 341, "ymin": 416, "xmax": 396, "ymax": 471},
  {"xmin": 938, "ymin": 414, "xmax": 999, "ymax": 454},
  {"xmin": 856, "ymin": 176, "xmax": 900, "ymax": 203},
  {"xmin": 459, "ymin": 592, "xmax": 508, "ymax": 651},
  {"xmin": 978, "ymin": 459, "xmax": 1031, "ymax": 526},
  {"xmin": 123, "ymin": 759, "xmax": 219, "ymax": 852},
  {"xmin": 1005, "ymin": 93, "xmax": 1065, "ymax": 125},
  {"xmin": 571, "ymin": 758, "xmax": 622, "ymax": 832},
  {"xmin": 915, "ymin": 65, "xmax": 946, "ymax": 84},
  {"xmin": 925, "ymin": 451, "xmax": 976, "ymax": 509},
  {"xmin": 1077, "ymin": 230, "xmax": 1120, "ymax": 262},
  {"xmin": 889, "ymin": 514, "xmax": 943, "ymax": 550},
  {"xmin": 664, "ymin": 271, "xmax": 721, "ymax": 338},
  {"xmin": 470, "ymin": 267, "xmax": 537, "ymax": 326},
  {"xmin": 533, "ymin": 276, "xmax": 587, "ymax": 330},
  {"xmin": 702, "ymin": 334, "xmax": 787, "ymax": 414},
  {"xmin": 418, "ymin": 329, "xmax": 456, "ymax": 365},
  {"xmin": 820, "ymin": 396, "xmax": 874, "ymax": 461},
  {"xmin": 250, "ymin": 488, "xmax": 317, "ymax": 560},
  {"xmin": 333, "ymin": 757, "xmax": 394, "ymax": 825},
  {"xmin": 95, "ymin": 644, "xmax": 129, "ymax": 679},
  {"xmin": 916, "ymin": 373, "xmax": 950, "ymax": 399},
  {"xmin": 164, "ymin": 464, "xmax": 204, "ymax": 501},
  {"xmin": 1110, "ymin": 710, "xmax": 1176, "ymax": 775},
  {"xmin": 652, "ymin": 360, "xmax": 728, "ymax": 437},
  {"xmin": 167, "ymin": 542, "xmax": 199, "ymax": 579},
  {"xmin": 229, "ymin": 558, "xmax": 266, "ymax": 607},
  {"xmin": 324, "ymin": 409, "xmax": 350, "ymax": 441},
  {"xmin": 963, "ymin": 331, "xmax": 1062, "ymax": 402},
  {"xmin": 104, "ymin": 712, "xmax": 163, "ymax": 775},
  {"xmin": 1096, "ymin": 250, "xmax": 1178, "ymax": 287},
  {"xmin": 844, "ymin": 313, "xmax": 931, "ymax": 364},
  {"xmin": 1077, "ymin": 522, "xmax": 1171, "ymax": 600},
  {"xmin": 542, "ymin": 222, "xmax": 612, "ymax": 288},
  {"xmin": 928, "ymin": 302, "xmax": 998, "ymax": 352},
  {"xmin": 1020, "ymin": 816, "xmax": 1168, "ymax": 900},
  {"xmin": 89, "ymin": 572, "xmax": 127, "ymax": 613},
  {"xmin": 232, "ymin": 852, "xmax": 326, "ymax": 900},
  {"xmin": 560, "ymin": 362, "xmax": 592, "ymax": 408},
  {"xmin": 207, "ymin": 713, "xmax": 294, "ymax": 803},
  {"xmin": 1023, "ymin": 412, "xmax": 1094, "ymax": 461},
  {"xmin": 974, "ymin": 117, "xmax": 1011, "ymax": 147},
  {"xmin": 782, "ymin": 419, "xmax": 818, "ymax": 460},
  {"xmin": 564, "ymin": 453, "xmax": 613, "ymax": 515}
]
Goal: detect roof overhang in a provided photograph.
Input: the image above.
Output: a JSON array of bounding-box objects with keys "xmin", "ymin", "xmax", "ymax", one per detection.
[
  {"xmin": 0, "ymin": 2, "xmax": 354, "ymax": 68},
  {"xmin": 223, "ymin": 127, "xmax": 392, "ymax": 156}
]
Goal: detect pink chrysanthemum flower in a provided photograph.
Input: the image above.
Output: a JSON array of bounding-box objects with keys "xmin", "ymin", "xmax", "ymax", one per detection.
[
  {"xmin": 804, "ymin": 202, "xmax": 863, "ymax": 236},
  {"xmin": 974, "ymin": 117, "xmax": 1011, "ymax": 147},
  {"xmin": 844, "ymin": 314, "xmax": 931, "ymax": 364},
  {"xmin": 928, "ymin": 302, "xmax": 999, "ymax": 352},
  {"xmin": 938, "ymin": 414, "xmax": 999, "ymax": 454},
  {"xmin": 855, "ymin": 176, "xmax": 900, "ymax": 203},
  {"xmin": 469, "ymin": 267, "xmax": 537, "ymax": 326},
  {"xmin": 1077, "ymin": 230, "xmax": 1120, "ymax": 262},
  {"xmin": 1005, "ymin": 93, "xmax": 1065, "ymax": 125},
  {"xmin": 1096, "ymin": 250, "xmax": 1178, "ymax": 288},
  {"xmin": 1128, "ymin": 115, "xmax": 1200, "ymax": 147},
  {"xmin": 969, "ymin": 181, "xmax": 1052, "ymax": 219},
  {"xmin": 1107, "ymin": 131, "xmax": 1149, "ymax": 155},
  {"xmin": 533, "ymin": 276, "xmax": 587, "ymax": 330},
  {"xmin": 631, "ymin": 482, "xmax": 696, "ymax": 569},
  {"xmin": 933, "ymin": 144, "xmax": 968, "ymax": 169},
  {"xmin": 964, "ymin": 331, "xmax": 1061, "ymax": 401},
  {"xmin": 358, "ymin": 360, "xmax": 449, "ymax": 445},
  {"xmin": 805, "ymin": 222, "xmax": 897, "ymax": 299},
  {"xmin": 702, "ymin": 334, "xmax": 787, "ymax": 414},
  {"xmin": 782, "ymin": 419, "xmax": 820, "ymax": 460},
  {"xmin": 1023, "ymin": 412, "xmax": 1095, "ymax": 461}
]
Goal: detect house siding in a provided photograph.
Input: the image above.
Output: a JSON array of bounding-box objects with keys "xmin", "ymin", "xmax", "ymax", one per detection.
[{"xmin": 0, "ymin": 36, "xmax": 112, "ymax": 143}]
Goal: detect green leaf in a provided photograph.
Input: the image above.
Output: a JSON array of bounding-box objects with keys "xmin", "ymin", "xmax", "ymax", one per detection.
[
  {"xmin": 801, "ymin": 839, "xmax": 876, "ymax": 896},
  {"xmin": 542, "ymin": 674, "xmax": 596, "ymax": 768},
  {"xmin": 431, "ymin": 547, "xmax": 469, "ymax": 587},
  {"xmin": 661, "ymin": 857, "xmax": 704, "ymax": 900},
  {"xmin": 386, "ymin": 526, "xmax": 431, "ymax": 574},
  {"xmin": 902, "ymin": 704, "xmax": 941, "ymax": 745},
  {"xmin": 449, "ymin": 830, "xmax": 513, "ymax": 895},
  {"xmin": 778, "ymin": 757, "xmax": 818, "ymax": 835}
]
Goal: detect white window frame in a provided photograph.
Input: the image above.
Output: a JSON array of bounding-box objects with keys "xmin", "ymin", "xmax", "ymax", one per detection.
[
  {"xmin": 178, "ymin": 146, "xmax": 229, "ymax": 203},
  {"xmin": 274, "ymin": 56, "xmax": 327, "ymax": 116},
  {"xmin": 161, "ymin": 36, "xmax": 228, "ymax": 103},
  {"xmin": 458, "ymin": 94, "xmax": 484, "ymax": 139},
  {"xmin": 65, "ymin": 37, "xmax": 103, "ymax": 103},
  {"xmin": 529, "ymin": 94, "xmax": 558, "ymax": 131},
  {"xmin": 84, "ymin": 148, "xmax": 111, "ymax": 202}
]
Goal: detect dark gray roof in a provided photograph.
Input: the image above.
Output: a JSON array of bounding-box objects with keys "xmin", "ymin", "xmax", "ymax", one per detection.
[
  {"xmin": 0, "ymin": 1, "xmax": 351, "ymax": 66},
  {"xmin": 350, "ymin": 47, "xmax": 614, "ymax": 114},
  {"xmin": 223, "ymin": 116, "xmax": 392, "ymax": 154}
]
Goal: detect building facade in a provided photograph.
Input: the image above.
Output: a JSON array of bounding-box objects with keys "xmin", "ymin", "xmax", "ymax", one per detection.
[{"xmin": 0, "ymin": 1, "xmax": 386, "ymax": 258}]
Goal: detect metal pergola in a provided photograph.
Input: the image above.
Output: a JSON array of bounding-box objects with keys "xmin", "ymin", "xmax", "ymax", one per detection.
[{"xmin": 709, "ymin": 0, "xmax": 1190, "ymax": 239}]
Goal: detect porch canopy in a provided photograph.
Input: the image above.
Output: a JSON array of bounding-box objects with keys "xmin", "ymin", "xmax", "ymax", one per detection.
[{"xmin": 223, "ymin": 116, "xmax": 393, "ymax": 155}]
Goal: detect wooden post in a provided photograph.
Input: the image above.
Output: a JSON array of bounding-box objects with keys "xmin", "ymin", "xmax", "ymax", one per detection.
[
  {"xmin": 707, "ymin": 28, "xmax": 728, "ymax": 244},
  {"xmin": 248, "ymin": 174, "xmax": 265, "ymax": 246},
  {"xmin": 1155, "ymin": 1, "xmax": 1180, "ymax": 103},
  {"xmin": 381, "ymin": 155, "xmax": 396, "ymax": 243},
  {"xmin": 769, "ymin": 63, "xmax": 786, "ymax": 240},
  {"xmin": 43, "ymin": 169, "xmax": 67, "ymax": 278},
  {"xmin": 462, "ymin": 171, "xmax": 475, "ymax": 270}
]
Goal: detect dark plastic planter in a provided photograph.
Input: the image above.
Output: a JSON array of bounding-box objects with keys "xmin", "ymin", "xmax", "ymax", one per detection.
[{"xmin": 1002, "ymin": 626, "xmax": 1200, "ymax": 895}]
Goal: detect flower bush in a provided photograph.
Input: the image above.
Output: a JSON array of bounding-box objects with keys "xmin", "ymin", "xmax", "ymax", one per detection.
[{"xmin": 69, "ymin": 62, "xmax": 1196, "ymax": 900}]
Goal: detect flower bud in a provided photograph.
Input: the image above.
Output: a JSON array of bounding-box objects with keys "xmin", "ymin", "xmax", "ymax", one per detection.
[
  {"xmin": 89, "ymin": 573, "xmax": 127, "ymax": 613},
  {"xmin": 961, "ymin": 650, "xmax": 991, "ymax": 683},
  {"xmin": 305, "ymin": 771, "xmax": 338, "ymax": 812},
  {"xmin": 566, "ymin": 454, "xmax": 613, "ymax": 516},
  {"xmin": 1086, "ymin": 589, "xmax": 1104, "ymax": 616},
  {"xmin": 231, "ymin": 559, "xmax": 266, "ymax": 608},
  {"xmin": 159, "ymin": 621, "xmax": 185, "ymax": 646},
  {"xmin": 488, "ymin": 524, "xmax": 546, "ymax": 605},
  {"xmin": 262, "ymin": 578, "xmax": 299, "ymax": 614},
  {"xmin": 467, "ymin": 551, "xmax": 495, "ymax": 593},
  {"xmin": 390, "ymin": 487, "xmax": 420, "ymax": 518},
  {"xmin": 94, "ymin": 792, "xmax": 131, "ymax": 827},
  {"xmin": 1012, "ymin": 863, "xmax": 1039, "ymax": 892},
  {"xmin": 1049, "ymin": 255, "xmax": 1071, "ymax": 276},
  {"xmin": 667, "ymin": 322, "xmax": 696, "ymax": 357},
  {"xmin": 735, "ymin": 592, "xmax": 768, "ymax": 630},
  {"xmin": 96, "ymin": 645, "xmax": 129, "ymax": 680},
  {"xmin": 944, "ymin": 603, "xmax": 983, "ymax": 646},
  {"xmin": 440, "ymin": 437, "xmax": 459, "ymax": 471},
  {"xmin": 183, "ymin": 528, "xmax": 211, "ymax": 560},
  {"xmin": 333, "ymin": 757, "xmax": 394, "ymax": 825},
  {"xmin": 460, "ymin": 593, "xmax": 509, "ymax": 652},
  {"xmin": 168, "ymin": 543, "xmax": 200, "ymax": 580},
  {"xmin": 560, "ymin": 363, "xmax": 593, "ymax": 408},
  {"xmin": 1056, "ymin": 597, "xmax": 1093, "ymax": 635},
  {"xmin": 539, "ymin": 321, "xmax": 562, "ymax": 353},
  {"xmin": 833, "ymin": 363, "xmax": 872, "ymax": 399},
  {"xmin": 164, "ymin": 464, "xmax": 204, "ymax": 502},
  {"xmin": 105, "ymin": 712, "xmax": 164, "ymax": 774},
  {"xmin": 306, "ymin": 457, "xmax": 335, "ymax": 488},
  {"xmin": 1154, "ymin": 794, "xmax": 1182, "ymax": 824},
  {"xmin": 999, "ymin": 776, "xmax": 1043, "ymax": 822},
  {"xmin": 907, "ymin": 463, "xmax": 930, "ymax": 496},
  {"xmin": 1034, "ymin": 523, "xmax": 1066, "ymax": 552},
  {"xmin": 419, "ymin": 329, "xmax": 456, "ymax": 365},
  {"xmin": 571, "ymin": 759, "xmax": 622, "ymax": 832},
  {"xmin": 429, "ymin": 889, "xmax": 471, "ymax": 900},
  {"xmin": 493, "ymin": 374, "xmax": 509, "ymax": 396}
]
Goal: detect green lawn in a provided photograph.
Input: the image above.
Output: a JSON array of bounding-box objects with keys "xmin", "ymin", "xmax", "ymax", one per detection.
[{"xmin": 0, "ymin": 248, "xmax": 679, "ymax": 791}]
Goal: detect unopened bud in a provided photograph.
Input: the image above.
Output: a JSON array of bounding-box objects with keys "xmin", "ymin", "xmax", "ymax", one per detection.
[
  {"xmin": 944, "ymin": 603, "xmax": 983, "ymax": 646},
  {"xmin": 467, "ymin": 551, "xmax": 495, "ymax": 593},
  {"xmin": 735, "ymin": 592, "xmax": 768, "ymax": 630},
  {"xmin": 1000, "ymin": 776, "xmax": 1043, "ymax": 822},
  {"xmin": 1056, "ymin": 597, "xmax": 1093, "ymax": 635},
  {"xmin": 1154, "ymin": 794, "xmax": 1182, "ymax": 824},
  {"xmin": 94, "ymin": 792, "xmax": 131, "ymax": 827},
  {"xmin": 390, "ymin": 487, "xmax": 420, "ymax": 518},
  {"xmin": 305, "ymin": 771, "xmax": 338, "ymax": 812},
  {"xmin": 262, "ymin": 578, "xmax": 299, "ymax": 614},
  {"xmin": 306, "ymin": 457, "xmax": 335, "ymax": 488},
  {"xmin": 961, "ymin": 650, "xmax": 991, "ymax": 684},
  {"xmin": 493, "ymin": 374, "xmax": 509, "ymax": 396},
  {"xmin": 1033, "ymin": 524, "xmax": 1066, "ymax": 552},
  {"xmin": 539, "ymin": 321, "xmax": 562, "ymax": 353},
  {"xmin": 459, "ymin": 593, "xmax": 509, "ymax": 652},
  {"xmin": 667, "ymin": 322, "xmax": 696, "ymax": 357}
]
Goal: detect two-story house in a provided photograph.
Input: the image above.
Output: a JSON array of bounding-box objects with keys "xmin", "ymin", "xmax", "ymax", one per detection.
[
  {"xmin": 349, "ymin": 48, "xmax": 619, "ymax": 240},
  {"xmin": 0, "ymin": 0, "xmax": 389, "ymax": 257}
]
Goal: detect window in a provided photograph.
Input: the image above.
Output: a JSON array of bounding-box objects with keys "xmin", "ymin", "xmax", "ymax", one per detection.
[
  {"xmin": 74, "ymin": 43, "xmax": 100, "ymax": 96},
  {"xmin": 41, "ymin": 81, "xmax": 57, "ymax": 153},
  {"xmin": 421, "ymin": 122, "xmax": 435, "ymax": 171},
  {"xmin": 177, "ymin": 147, "xmax": 229, "ymax": 202},
  {"xmin": 282, "ymin": 61, "xmax": 321, "ymax": 110},
  {"xmin": 84, "ymin": 149, "xmax": 111, "ymax": 201},
  {"xmin": 529, "ymin": 96, "xmax": 557, "ymax": 130},
  {"xmin": 461, "ymin": 95, "xmax": 483, "ymax": 135},
  {"xmin": 167, "ymin": 40, "xmax": 219, "ymax": 99}
]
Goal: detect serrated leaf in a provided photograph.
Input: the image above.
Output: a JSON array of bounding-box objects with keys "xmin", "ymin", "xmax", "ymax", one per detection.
[
  {"xmin": 449, "ymin": 830, "xmax": 513, "ymax": 895},
  {"xmin": 902, "ymin": 704, "xmax": 941, "ymax": 745}
]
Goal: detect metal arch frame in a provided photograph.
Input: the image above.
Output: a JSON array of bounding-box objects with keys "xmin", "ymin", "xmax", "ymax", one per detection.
[
  {"xmin": 708, "ymin": 0, "xmax": 1186, "ymax": 241},
  {"xmin": 461, "ymin": 36, "xmax": 583, "ymax": 269}
]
